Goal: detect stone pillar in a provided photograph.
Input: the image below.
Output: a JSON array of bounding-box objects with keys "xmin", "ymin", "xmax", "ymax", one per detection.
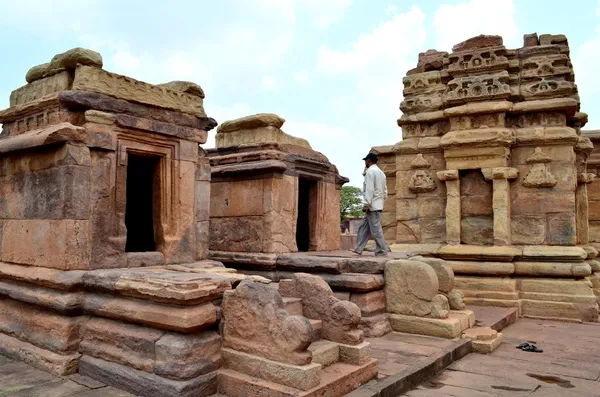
[
  {"xmin": 437, "ymin": 170, "xmax": 460, "ymax": 245},
  {"xmin": 577, "ymin": 172, "xmax": 596, "ymax": 245},
  {"xmin": 483, "ymin": 167, "xmax": 518, "ymax": 246}
]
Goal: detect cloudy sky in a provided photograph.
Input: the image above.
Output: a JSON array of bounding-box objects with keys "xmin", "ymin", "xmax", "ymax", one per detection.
[{"xmin": 1, "ymin": 0, "xmax": 599, "ymax": 186}]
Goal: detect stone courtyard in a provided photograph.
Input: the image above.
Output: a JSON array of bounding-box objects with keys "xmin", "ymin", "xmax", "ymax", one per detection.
[{"xmin": 0, "ymin": 31, "xmax": 599, "ymax": 397}]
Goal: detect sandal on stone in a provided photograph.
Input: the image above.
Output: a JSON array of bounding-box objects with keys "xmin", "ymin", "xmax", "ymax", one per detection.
[
  {"xmin": 522, "ymin": 344, "xmax": 543, "ymax": 353},
  {"xmin": 350, "ymin": 249, "xmax": 362, "ymax": 256},
  {"xmin": 516, "ymin": 342, "xmax": 530, "ymax": 349}
]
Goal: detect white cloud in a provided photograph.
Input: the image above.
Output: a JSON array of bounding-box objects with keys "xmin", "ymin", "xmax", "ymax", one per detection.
[
  {"xmin": 317, "ymin": 6, "xmax": 426, "ymax": 77},
  {"xmin": 263, "ymin": 0, "xmax": 351, "ymax": 30},
  {"xmin": 294, "ymin": 71, "xmax": 310, "ymax": 84},
  {"xmin": 313, "ymin": 6, "xmax": 427, "ymax": 185},
  {"xmin": 432, "ymin": 0, "xmax": 519, "ymax": 51}
]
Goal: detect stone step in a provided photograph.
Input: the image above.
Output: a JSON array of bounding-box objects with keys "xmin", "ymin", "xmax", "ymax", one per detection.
[
  {"xmin": 309, "ymin": 319, "xmax": 323, "ymax": 340},
  {"xmin": 282, "ymin": 297, "xmax": 303, "ymax": 316},
  {"xmin": 218, "ymin": 359, "xmax": 378, "ymax": 397},
  {"xmin": 308, "ymin": 340, "xmax": 339, "ymax": 368},
  {"xmin": 467, "ymin": 305, "xmax": 518, "ymax": 332}
]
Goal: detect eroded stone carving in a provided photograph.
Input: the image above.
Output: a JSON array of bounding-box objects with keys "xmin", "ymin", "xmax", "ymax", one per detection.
[
  {"xmin": 523, "ymin": 147, "xmax": 557, "ymax": 188},
  {"xmin": 409, "ymin": 170, "xmax": 437, "ymax": 193},
  {"xmin": 279, "ymin": 273, "xmax": 363, "ymax": 345},
  {"xmin": 221, "ymin": 280, "xmax": 314, "ymax": 365},
  {"xmin": 444, "ymin": 72, "xmax": 511, "ymax": 105},
  {"xmin": 447, "ymin": 47, "xmax": 508, "ymax": 75}
]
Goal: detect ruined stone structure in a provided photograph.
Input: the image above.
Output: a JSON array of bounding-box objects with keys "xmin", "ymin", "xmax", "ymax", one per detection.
[
  {"xmin": 207, "ymin": 113, "xmax": 347, "ymax": 255},
  {"xmin": 0, "ymin": 48, "xmax": 378, "ymax": 397},
  {"xmin": 377, "ymin": 34, "xmax": 600, "ymax": 322}
]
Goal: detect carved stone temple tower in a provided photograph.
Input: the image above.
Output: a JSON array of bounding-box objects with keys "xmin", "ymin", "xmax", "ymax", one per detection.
[{"xmin": 375, "ymin": 34, "xmax": 600, "ymax": 322}]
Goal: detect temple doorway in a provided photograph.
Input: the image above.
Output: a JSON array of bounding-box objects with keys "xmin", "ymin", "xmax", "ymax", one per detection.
[
  {"xmin": 296, "ymin": 178, "xmax": 317, "ymax": 251},
  {"xmin": 125, "ymin": 154, "xmax": 160, "ymax": 252}
]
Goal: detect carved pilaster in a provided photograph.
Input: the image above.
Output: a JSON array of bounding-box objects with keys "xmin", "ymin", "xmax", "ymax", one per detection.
[
  {"xmin": 437, "ymin": 170, "xmax": 460, "ymax": 245},
  {"xmin": 483, "ymin": 167, "xmax": 519, "ymax": 246}
]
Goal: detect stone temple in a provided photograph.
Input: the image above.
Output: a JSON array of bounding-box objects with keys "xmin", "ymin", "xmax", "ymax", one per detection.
[
  {"xmin": 373, "ymin": 33, "xmax": 600, "ymax": 323},
  {"xmin": 0, "ymin": 32, "xmax": 599, "ymax": 397}
]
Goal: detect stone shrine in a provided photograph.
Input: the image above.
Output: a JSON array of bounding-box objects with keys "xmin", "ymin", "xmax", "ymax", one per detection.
[
  {"xmin": 376, "ymin": 33, "xmax": 600, "ymax": 322},
  {"xmin": 207, "ymin": 113, "xmax": 347, "ymax": 254},
  {"xmin": 0, "ymin": 48, "xmax": 378, "ymax": 397}
]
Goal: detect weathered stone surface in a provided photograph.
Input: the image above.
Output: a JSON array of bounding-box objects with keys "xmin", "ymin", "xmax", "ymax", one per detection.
[
  {"xmin": 308, "ymin": 340, "xmax": 340, "ymax": 368},
  {"xmin": 0, "ymin": 262, "xmax": 85, "ymax": 291},
  {"xmin": 154, "ymin": 331, "xmax": 222, "ymax": 380},
  {"xmin": 385, "ymin": 260, "xmax": 449, "ymax": 318},
  {"xmin": 279, "ymin": 273, "xmax": 364, "ymax": 345},
  {"xmin": 218, "ymin": 113, "xmax": 285, "ymax": 133},
  {"xmin": 80, "ymin": 317, "xmax": 164, "ymax": 372},
  {"xmin": 83, "ymin": 268, "xmax": 230, "ymax": 304},
  {"xmin": 60, "ymin": 91, "xmax": 217, "ymax": 130},
  {"xmin": 10, "ymin": 72, "xmax": 71, "ymax": 107},
  {"xmin": 83, "ymin": 293, "xmax": 218, "ymax": 333},
  {"xmin": 158, "ymin": 81, "xmax": 205, "ymax": 98},
  {"xmin": 389, "ymin": 314, "xmax": 462, "ymax": 339},
  {"xmin": 452, "ymin": 35, "xmax": 504, "ymax": 52},
  {"xmin": 410, "ymin": 255, "xmax": 454, "ymax": 293},
  {"xmin": 338, "ymin": 341, "xmax": 371, "ymax": 366},
  {"xmin": 0, "ymin": 333, "xmax": 81, "ymax": 376},
  {"xmin": 359, "ymin": 313, "xmax": 391, "ymax": 337},
  {"xmin": 26, "ymin": 48, "xmax": 103, "ymax": 83},
  {"xmin": 209, "ymin": 217, "xmax": 263, "ymax": 253},
  {"xmin": 277, "ymin": 255, "xmax": 348, "ymax": 274},
  {"xmin": 221, "ymin": 280, "xmax": 313, "ymax": 365},
  {"xmin": 72, "ymin": 65, "xmax": 206, "ymax": 117},
  {"xmin": 221, "ymin": 348, "xmax": 321, "ymax": 391},
  {"xmin": 0, "ymin": 299, "xmax": 87, "ymax": 353},
  {"xmin": 349, "ymin": 290, "xmax": 386, "ymax": 316},
  {"xmin": 79, "ymin": 355, "xmax": 217, "ymax": 397},
  {"xmin": 2, "ymin": 219, "xmax": 90, "ymax": 270},
  {"xmin": 0, "ymin": 280, "xmax": 83, "ymax": 314},
  {"xmin": 127, "ymin": 252, "xmax": 165, "ymax": 268},
  {"xmin": 116, "ymin": 114, "xmax": 208, "ymax": 143}
]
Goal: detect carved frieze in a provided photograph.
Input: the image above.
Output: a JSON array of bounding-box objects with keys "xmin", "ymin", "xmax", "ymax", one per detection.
[
  {"xmin": 521, "ymin": 54, "xmax": 572, "ymax": 79},
  {"xmin": 403, "ymin": 71, "xmax": 444, "ymax": 96},
  {"xmin": 447, "ymin": 47, "xmax": 509, "ymax": 76},
  {"xmin": 444, "ymin": 72, "xmax": 511, "ymax": 105},
  {"xmin": 9, "ymin": 71, "xmax": 72, "ymax": 107},
  {"xmin": 520, "ymin": 78, "xmax": 575, "ymax": 100},
  {"xmin": 400, "ymin": 95, "xmax": 443, "ymax": 114}
]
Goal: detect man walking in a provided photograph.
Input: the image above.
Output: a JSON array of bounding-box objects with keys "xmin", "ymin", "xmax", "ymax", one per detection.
[{"xmin": 351, "ymin": 152, "xmax": 388, "ymax": 257}]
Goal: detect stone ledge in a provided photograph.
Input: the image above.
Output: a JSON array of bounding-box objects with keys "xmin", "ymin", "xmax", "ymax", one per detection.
[
  {"xmin": 221, "ymin": 348, "xmax": 321, "ymax": 391},
  {"xmin": 0, "ymin": 262, "xmax": 85, "ymax": 291},
  {"xmin": 0, "ymin": 332, "xmax": 80, "ymax": 376},
  {"xmin": 218, "ymin": 359, "xmax": 378, "ymax": 397},
  {"xmin": 0, "ymin": 122, "xmax": 86, "ymax": 154},
  {"xmin": 389, "ymin": 314, "xmax": 463, "ymax": 339},
  {"xmin": 79, "ymin": 355, "xmax": 217, "ymax": 397},
  {"xmin": 521, "ymin": 246, "xmax": 587, "ymax": 262},
  {"xmin": 0, "ymin": 280, "xmax": 84, "ymax": 314},
  {"xmin": 438, "ymin": 245, "xmax": 522, "ymax": 262},
  {"xmin": 345, "ymin": 338, "xmax": 472, "ymax": 397}
]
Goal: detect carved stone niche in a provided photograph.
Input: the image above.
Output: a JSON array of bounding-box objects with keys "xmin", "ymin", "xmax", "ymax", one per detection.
[
  {"xmin": 520, "ymin": 78, "xmax": 575, "ymax": 100},
  {"xmin": 408, "ymin": 154, "xmax": 437, "ymax": 193},
  {"xmin": 522, "ymin": 147, "xmax": 557, "ymax": 188},
  {"xmin": 444, "ymin": 71, "xmax": 511, "ymax": 105},
  {"xmin": 400, "ymin": 95, "xmax": 443, "ymax": 114}
]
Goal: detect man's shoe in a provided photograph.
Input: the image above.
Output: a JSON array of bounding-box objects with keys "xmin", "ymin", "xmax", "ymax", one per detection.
[{"xmin": 350, "ymin": 249, "xmax": 362, "ymax": 256}]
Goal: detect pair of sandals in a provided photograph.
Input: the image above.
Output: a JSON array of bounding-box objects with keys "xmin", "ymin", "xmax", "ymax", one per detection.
[{"xmin": 516, "ymin": 342, "xmax": 543, "ymax": 353}]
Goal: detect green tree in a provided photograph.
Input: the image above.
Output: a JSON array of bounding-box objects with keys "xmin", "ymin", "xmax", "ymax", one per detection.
[{"xmin": 340, "ymin": 185, "xmax": 364, "ymax": 222}]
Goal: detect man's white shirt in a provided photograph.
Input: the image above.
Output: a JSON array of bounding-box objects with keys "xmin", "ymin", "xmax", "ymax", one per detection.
[{"xmin": 362, "ymin": 164, "xmax": 388, "ymax": 211}]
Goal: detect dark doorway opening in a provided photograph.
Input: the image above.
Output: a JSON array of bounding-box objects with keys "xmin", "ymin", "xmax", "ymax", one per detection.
[
  {"xmin": 125, "ymin": 154, "xmax": 159, "ymax": 252},
  {"xmin": 296, "ymin": 178, "xmax": 316, "ymax": 252}
]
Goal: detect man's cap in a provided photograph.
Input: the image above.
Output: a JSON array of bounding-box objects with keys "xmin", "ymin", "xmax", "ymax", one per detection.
[{"xmin": 362, "ymin": 152, "xmax": 378, "ymax": 162}]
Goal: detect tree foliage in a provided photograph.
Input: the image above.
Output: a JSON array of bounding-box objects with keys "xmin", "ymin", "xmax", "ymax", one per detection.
[{"xmin": 340, "ymin": 185, "xmax": 364, "ymax": 222}]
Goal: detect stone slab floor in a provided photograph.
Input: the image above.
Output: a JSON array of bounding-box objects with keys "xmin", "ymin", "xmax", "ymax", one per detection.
[
  {"xmin": 407, "ymin": 318, "xmax": 600, "ymax": 397},
  {"xmin": 0, "ymin": 354, "xmax": 133, "ymax": 397}
]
